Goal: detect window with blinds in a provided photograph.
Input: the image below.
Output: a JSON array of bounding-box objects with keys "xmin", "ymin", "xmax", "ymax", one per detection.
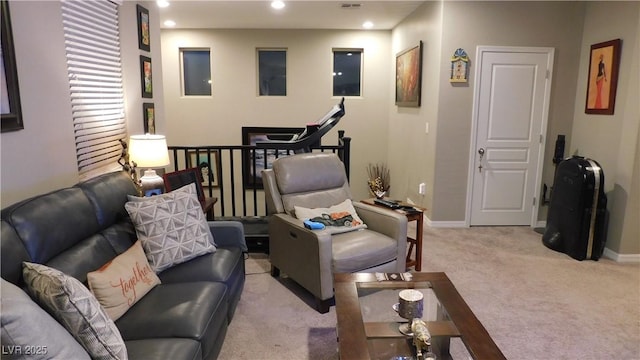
[{"xmin": 62, "ymin": 0, "xmax": 126, "ymax": 175}]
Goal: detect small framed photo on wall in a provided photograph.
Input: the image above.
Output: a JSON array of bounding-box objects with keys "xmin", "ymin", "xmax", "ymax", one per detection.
[
  {"xmin": 188, "ymin": 150, "xmax": 221, "ymax": 188},
  {"xmin": 143, "ymin": 103, "xmax": 155, "ymax": 134},
  {"xmin": 140, "ymin": 55, "xmax": 152, "ymax": 98},
  {"xmin": 136, "ymin": 4, "xmax": 150, "ymax": 52}
]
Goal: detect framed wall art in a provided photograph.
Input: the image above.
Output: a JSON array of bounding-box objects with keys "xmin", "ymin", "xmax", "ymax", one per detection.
[
  {"xmin": 188, "ymin": 150, "xmax": 221, "ymax": 188},
  {"xmin": 395, "ymin": 41, "xmax": 422, "ymax": 107},
  {"xmin": 140, "ymin": 55, "xmax": 152, "ymax": 98},
  {"xmin": 241, "ymin": 126, "xmax": 303, "ymax": 189},
  {"xmin": 142, "ymin": 103, "xmax": 155, "ymax": 134},
  {"xmin": 585, "ymin": 39, "xmax": 621, "ymax": 115},
  {"xmin": 1, "ymin": 1, "xmax": 23, "ymax": 132},
  {"xmin": 136, "ymin": 4, "xmax": 150, "ymax": 52}
]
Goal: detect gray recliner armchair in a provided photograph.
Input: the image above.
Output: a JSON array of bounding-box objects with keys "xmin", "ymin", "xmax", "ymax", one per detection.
[{"xmin": 262, "ymin": 153, "xmax": 407, "ymax": 313}]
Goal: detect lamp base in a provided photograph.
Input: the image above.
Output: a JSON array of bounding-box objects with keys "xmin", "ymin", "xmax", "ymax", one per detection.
[{"xmin": 140, "ymin": 169, "xmax": 165, "ymax": 196}]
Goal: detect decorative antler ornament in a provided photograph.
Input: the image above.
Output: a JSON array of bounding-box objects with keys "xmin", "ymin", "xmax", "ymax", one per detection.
[{"xmin": 118, "ymin": 139, "xmax": 143, "ymax": 196}]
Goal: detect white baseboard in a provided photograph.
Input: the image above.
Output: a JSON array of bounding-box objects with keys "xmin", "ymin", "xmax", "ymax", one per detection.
[
  {"xmin": 603, "ymin": 248, "xmax": 640, "ymax": 263},
  {"xmin": 535, "ymin": 220, "xmax": 546, "ymax": 228},
  {"xmin": 424, "ymin": 215, "xmax": 466, "ymax": 228}
]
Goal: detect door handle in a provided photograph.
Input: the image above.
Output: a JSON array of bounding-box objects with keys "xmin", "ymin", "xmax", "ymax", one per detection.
[{"xmin": 478, "ymin": 148, "xmax": 485, "ymax": 173}]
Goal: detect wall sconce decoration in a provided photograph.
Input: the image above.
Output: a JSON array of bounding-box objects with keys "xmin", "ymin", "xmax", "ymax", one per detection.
[{"xmin": 450, "ymin": 48, "xmax": 469, "ymax": 83}]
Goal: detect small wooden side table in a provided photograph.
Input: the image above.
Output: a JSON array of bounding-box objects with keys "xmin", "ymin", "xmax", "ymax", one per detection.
[{"xmin": 361, "ymin": 199, "xmax": 424, "ymax": 271}]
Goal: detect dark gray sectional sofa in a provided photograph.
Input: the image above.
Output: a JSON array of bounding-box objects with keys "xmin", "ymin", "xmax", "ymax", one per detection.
[{"xmin": 1, "ymin": 171, "xmax": 247, "ymax": 360}]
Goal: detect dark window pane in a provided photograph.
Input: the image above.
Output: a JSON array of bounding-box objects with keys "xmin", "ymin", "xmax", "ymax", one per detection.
[
  {"xmin": 258, "ymin": 50, "xmax": 286, "ymax": 96},
  {"xmin": 183, "ymin": 50, "xmax": 211, "ymax": 96},
  {"xmin": 333, "ymin": 50, "xmax": 361, "ymax": 96}
]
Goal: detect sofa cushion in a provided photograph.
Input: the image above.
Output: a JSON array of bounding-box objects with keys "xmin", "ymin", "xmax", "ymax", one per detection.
[
  {"xmin": 158, "ymin": 247, "xmax": 243, "ymax": 284},
  {"xmin": 0, "ymin": 221, "xmax": 31, "ymax": 286},
  {"xmin": 1, "ymin": 279, "xmax": 90, "ymax": 360},
  {"xmin": 22, "ymin": 262, "xmax": 128, "ymax": 360},
  {"xmin": 125, "ymin": 339, "xmax": 202, "ymax": 360},
  {"xmin": 124, "ymin": 183, "xmax": 216, "ymax": 273},
  {"xmin": 331, "ymin": 229, "xmax": 398, "ymax": 272},
  {"xmin": 75, "ymin": 171, "xmax": 138, "ymax": 229},
  {"xmin": 159, "ymin": 247, "xmax": 245, "ymax": 321},
  {"xmin": 273, "ymin": 153, "xmax": 347, "ymax": 194},
  {"xmin": 294, "ymin": 199, "xmax": 367, "ymax": 234},
  {"xmin": 87, "ymin": 241, "xmax": 161, "ymax": 321},
  {"xmin": 45, "ymin": 234, "xmax": 119, "ymax": 284},
  {"xmin": 1, "ymin": 188, "xmax": 101, "ymax": 264},
  {"xmin": 115, "ymin": 282, "xmax": 228, "ymax": 359}
]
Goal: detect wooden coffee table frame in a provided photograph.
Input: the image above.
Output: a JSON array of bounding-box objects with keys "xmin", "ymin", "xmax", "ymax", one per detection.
[{"xmin": 334, "ymin": 272, "xmax": 505, "ymax": 360}]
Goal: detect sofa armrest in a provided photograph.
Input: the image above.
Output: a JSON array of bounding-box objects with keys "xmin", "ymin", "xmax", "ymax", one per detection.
[
  {"xmin": 353, "ymin": 202, "xmax": 408, "ymax": 241},
  {"xmin": 353, "ymin": 202, "xmax": 408, "ymax": 272},
  {"xmin": 208, "ymin": 221, "xmax": 248, "ymax": 252}
]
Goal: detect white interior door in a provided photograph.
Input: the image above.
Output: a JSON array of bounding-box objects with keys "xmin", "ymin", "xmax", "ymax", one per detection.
[{"xmin": 468, "ymin": 47, "xmax": 554, "ymax": 226}]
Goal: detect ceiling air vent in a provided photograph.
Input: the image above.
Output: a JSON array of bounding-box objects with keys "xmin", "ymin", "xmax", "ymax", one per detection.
[{"xmin": 341, "ymin": 3, "xmax": 362, "ymax": 9}]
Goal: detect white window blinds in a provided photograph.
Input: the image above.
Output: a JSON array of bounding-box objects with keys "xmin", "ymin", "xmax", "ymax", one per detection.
[{"xmin": 62, "ymin": 0, "xmax": 126, "ymax": 175}]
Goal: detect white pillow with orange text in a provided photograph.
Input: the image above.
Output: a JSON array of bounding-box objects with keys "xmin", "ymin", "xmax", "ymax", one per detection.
[{"xmin": 87, "ymin": 241, "xmax": 161, "ymax": 321}]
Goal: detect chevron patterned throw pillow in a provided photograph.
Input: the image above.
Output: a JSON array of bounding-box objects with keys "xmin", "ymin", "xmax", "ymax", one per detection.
[{"xmin": 124, "ymin": 183, "xmax": 216, "ymax": 273}]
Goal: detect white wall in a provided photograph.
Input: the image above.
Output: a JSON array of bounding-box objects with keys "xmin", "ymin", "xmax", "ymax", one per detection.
[
  {"xmin": 0, "ymin": 1, "xmax": 164, "ymax": 208},
  {"xmin": 0, "ymin": 1, "xmax": 77, "ymax": 207},
  {"xmin": 160, "ymin": 29, "xmax": 391, "ymax": 201},
  {"xmin": 388, "ymin": 2, "xmax": 443, "ymax": 217}
]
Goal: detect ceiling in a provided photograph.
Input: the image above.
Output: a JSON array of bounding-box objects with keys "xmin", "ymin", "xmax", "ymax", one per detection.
[{"xmin": 157, "ymin": 1, "xmax": 426, "ymax": 30}]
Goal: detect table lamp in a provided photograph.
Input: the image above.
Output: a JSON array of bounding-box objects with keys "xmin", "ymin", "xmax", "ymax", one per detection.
[{"xmin": 128, "ymin": 134, "xmax": 170, "ymax": 196}]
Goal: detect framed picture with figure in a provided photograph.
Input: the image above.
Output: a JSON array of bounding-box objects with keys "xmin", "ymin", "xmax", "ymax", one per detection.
[
  {"xmin": 188, "ymin": 150, "xmax": 221, "ymax": 188},
  {"xmin": 585, "ymin": 39, "xmax": 621, "ymax": 115}
]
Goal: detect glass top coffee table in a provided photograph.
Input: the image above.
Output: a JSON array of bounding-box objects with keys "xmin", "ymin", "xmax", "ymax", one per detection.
[{"xmin": 334, "ymin": 272, "xmax": 505, "ymax": 360}]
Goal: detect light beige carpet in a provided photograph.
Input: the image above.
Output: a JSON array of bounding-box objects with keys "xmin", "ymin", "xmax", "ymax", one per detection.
[{"xmin": 218, "ymin": 225, "xmax": 640, "ymax": 359}]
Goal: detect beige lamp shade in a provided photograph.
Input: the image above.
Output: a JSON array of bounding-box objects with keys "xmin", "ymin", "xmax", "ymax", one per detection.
[{"xmin": 128, "ymin": 134, "xmax": 170, "ymax": 168}]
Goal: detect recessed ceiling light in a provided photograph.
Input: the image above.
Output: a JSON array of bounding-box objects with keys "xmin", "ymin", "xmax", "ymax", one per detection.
[
  {"xmin": 362, "ymin": 21, "xmax": 373, "ymax": 29},
  {"xmin": 164, "ymin": 20, "xmax": 176, "ymax": 27},
  {"xmin": 157, "ymin": 0, "xmax": 169, "ymax": 8},
  {"xmin": 271, "ymin": 1, "xmax": 285, "ymax": 10}
]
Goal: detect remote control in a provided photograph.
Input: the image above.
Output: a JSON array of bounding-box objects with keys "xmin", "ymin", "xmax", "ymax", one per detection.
[{"xmin": 374, "ymin": 198, "xmax": 400, "ymax": 209}]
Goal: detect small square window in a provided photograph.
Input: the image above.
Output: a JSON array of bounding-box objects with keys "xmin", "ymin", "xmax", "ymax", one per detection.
[
  {"xmin": 258, "ymin": 49, "xmax": 287, "ymax": 96},
  {"xmin": 333, "ymin": 50, "xmax": 362, "ymax": 96},
  {"xmin": 182, "ymin": 49, "xmax": 211, "ymax": 96}
]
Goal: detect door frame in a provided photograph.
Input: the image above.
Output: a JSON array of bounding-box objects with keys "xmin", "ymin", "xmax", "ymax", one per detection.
[{"xmin": 465, "ymin": 46, "xmax": 555, "ymax": 227}]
